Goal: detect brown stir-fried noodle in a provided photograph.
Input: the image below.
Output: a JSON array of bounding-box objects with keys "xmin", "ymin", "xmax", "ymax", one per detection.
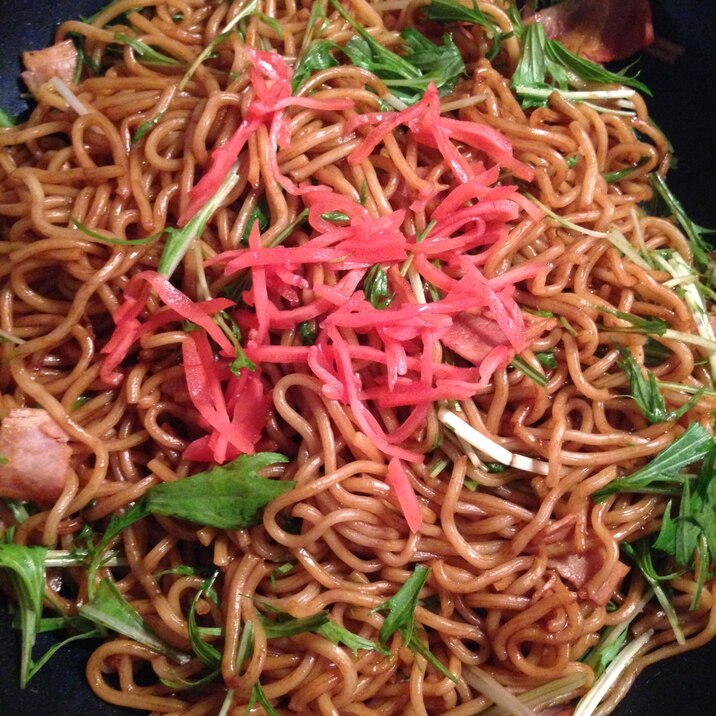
[{"xmin": 0, "ymin": 0, "xmax": 715, "ymax": 714}]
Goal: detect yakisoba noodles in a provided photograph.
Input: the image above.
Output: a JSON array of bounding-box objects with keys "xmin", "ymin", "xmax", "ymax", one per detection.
[{"xmin": 0, "ymin": 1, "xmax": 714, "ymax": 714}]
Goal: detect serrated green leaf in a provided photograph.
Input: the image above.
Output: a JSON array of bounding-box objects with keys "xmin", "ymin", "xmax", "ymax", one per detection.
[
  {"xmin": 0, "ymin": 544, "xmax": 48, "ymax": 686},
  {"xmin": 80, "ymin": 579, "xmax": 190, "ymax": 663},
  {"xmin": 593, "ymin": 423, "xmax": 713, "ymax": 501},
  {"xmin": 146, "ymin": 453, "xmax": 293, "ymax": 529},
  {"xmin": 317, "ymin": 621, "xmax": 386, "ymax": 655},
  {"xmin": 376, "ymin": 565, "xmax": 430, "ymax": 645}
]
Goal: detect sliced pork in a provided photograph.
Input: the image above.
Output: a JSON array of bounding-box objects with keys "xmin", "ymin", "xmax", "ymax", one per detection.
[
  {"xmin": 531, "ymin": 0, "xmax": 654, "ymax": 63},
  {"xmin": 21, "ymin": 39, "xmax": 78, "ymax": 95},
  {"xmin": 0, "ymin": 408, "xmax": 72, "ymax": 503}
]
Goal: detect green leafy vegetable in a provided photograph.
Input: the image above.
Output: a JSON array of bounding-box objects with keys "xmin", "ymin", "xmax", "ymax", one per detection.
[
  {"xmin": 24, "ymin": 626, "xmax": 103, "ymax": 683},
  {"xmin": 146, "ymin": 453, "xmax": 293, "ymax": 529},
  {"xmin": 158, "ymin": 165, "xmax": 241, "ymax": 277},
  {"xmin": 72, "ymin": 218, "xmax": 163, "ymax": 246},
  {"xmin": 268, "ymin": 208, "xmax": 309, "ymax": 248},
  {"xmin": 269, "ymin": 562, "xmax": 293, "ymax": 590},
  {"xmin": 320, "ymin": 211, "xmax": 350, "ymax": 223},
  {"xmin": 426, "ymin": 0, "xmax": 509, "ymax": 60},
  {"xmin": 261, "ymin": 611, "xmax": 329, "ymax": 639},
  {"xmin": 559, "ymin": 315, "xmax": 578, "ymax": 336},
  {"xmin": 376, "ymin": 565, "xmax": 429, "ymax": 644},
  {"xmin": 404, "ymin": 628, "xmax": 457, "ymax": 681},
  {"xmin": 250, "ymin": 681, "xmax": 280, "ymax": 716},
  {"xmin": 0, "ymin": 109, "xmax": 17, "ymax": 127},
  {"xmin": 330, "ymin": 0, "xmax": 464, "ymax": 105},
  {"xmin": 593, "ymin": 423, "xmax": 714, "ymax": 501},
  {"xmin": 132, "ymin": 108, "xmax": 168, "ymax": 145},
  {"xmin": 535, "ymin": 351, "xmax": 557, "ymax": 369},
  {"xmin": 602, "ymin": 157, "xmax": 648, "ymax": 183},
  {"xmin": 582, "ymin": 625, "xmax": 628, "ymax": 678},
  {"xmin": 510, "ymin": 355, "xmax": 548, "ymax": 387},
  {"xmin": 511, "ymin": 22, "xmax": 649, "ymax": 108},
  {"xmin": 644, "ymin": 338, "xmax": 672, "ymax": 366},
  {"xmin": 317, "ymin": 621, "xmax": 386, "ymax": 655},
  {"xmin": 3, "ymin": 499, "xmax": 30, "ymax": 522},
  {"xmin": 364, "ymin": 265, "xmax": 392, "ymax": 310},
  {"xmin": 80, "ymin": 579, "xmax": 190, "ymax": 663},
  {"xmin": 0, "ymin": 544, "xmax": 48, "ymax": 686},
  {"xmin": 86, "ymin": 453, "xmax": 291, "ymax": 594},
  {"xmin": 155, "ymin": 564, "xmax": 206, "ymax": 578},
  {"xmin": 112, "ymin": 33, "xmax": 181, "ymax": 66},
  {"xmin": 242, "ymin": 200, "xmax": 270, "ymax": 244},
  {"xmin": 649, "ymin": 173, "xmax": 715, "ymax": 273},
  {"xmin": 621, "ymin": 540, "xmax": 685, "ymax": 644},
  {"xmin": 256, "ymin": 11, "xmax": 283, "ymax": 38},
  {"xmin": 292, "ymin": 40, "xmax": 339, "ymax": 91},
  {"xmin": 400, "ymin": 28, "xmax": 465, "ymax": 92},
  {"xmin": 187, "ymin": 571, "xmax": 222, "ymax": 670},
  {"xmin": 374, "ymin": 566, "xmax": 455, "ymax": 680},
  {"xmin": 617, "ymin": 346, "xmax": 704, "ymax": 424},
  {"xmin": 87, "ymin": 500, "xmax": 150, "ymax": 597},
  {"xmin": 597, "ymin": 306, "xmax": 669, "ymax": 336},
  {"xmin": 653, "ymin": 447, "xmax": 716, "ymax": 609},
  {"xmin": 214, "ymin": 311, "xmax": 256, "ymax": 375},
  {"xmin": 299, "ymin": 319, "xmax": 318, "ymax": 345}
]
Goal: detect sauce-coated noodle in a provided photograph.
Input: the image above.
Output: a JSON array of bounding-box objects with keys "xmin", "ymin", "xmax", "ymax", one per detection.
[{"xmin": 1, "ymin": 1, "xmax": 714, "ymax": 715}]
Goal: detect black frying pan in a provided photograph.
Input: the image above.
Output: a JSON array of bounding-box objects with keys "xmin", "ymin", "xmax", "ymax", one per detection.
[{"xmin": 0, "ymin": 1, "xmax": 714, "ymax": 714}]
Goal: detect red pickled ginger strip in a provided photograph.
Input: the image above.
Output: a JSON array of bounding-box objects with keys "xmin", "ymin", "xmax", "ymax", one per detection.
[{"xmin": 385, "ymin": 457, "xmax": 423, "ymax": 533}]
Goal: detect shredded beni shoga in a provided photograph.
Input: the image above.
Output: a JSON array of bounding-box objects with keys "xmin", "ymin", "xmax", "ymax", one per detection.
[{"xmin": 99, "ymin": 42, "xmax": 554, "ymax": 535}]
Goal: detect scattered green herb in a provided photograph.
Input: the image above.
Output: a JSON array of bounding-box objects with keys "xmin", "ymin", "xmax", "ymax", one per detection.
[
  {"xmin": 621, "ymin": 540, "xmax": 685, "ymax": 644},
  {"xmin": 112, "ymin": 33, "xmax": 181, "ymax": 66},
  {"xmin": 187, "ymin": 571, "xmax": 222, "ymax": 670},
  {"xmin": 603, "ymin": 157, "xmax": 648, "ymax": 183},
  {"xmin": 535, "ymin": 351, "xmax": 557, "ymax": 369},
  {"xmin": 374, "ymin": 565, "xmax": 456, "ymax": 681},
  {"xmin": 426, "ymin": 0, "xmax": 511, "ymax": 61},
  {"xmin": 317, "ymin": 621, "xmax": 386, "ymax": 655},
  {"xmin": 131, "ymin": 108, "xmax": 168, "ymax": 145},
  {"xmin": 299, "ymin": 319, "xmax": 318, "ymax": 345},
  {"xmin": 510, "ymin": 355, "xmax": 548, "ymax": 387},
  {"xmin": 80, "ymin": 578, "xmax": 190, "ymax": 662},
  {"xmin": 72, "ymin": 218, "xmax": 163, "ymax": 246},
  {"xmin": 158, "ymin": 165, "xmax": 241, "ymax": 277},
  {"xmin": 364, "ymin": 265, "xmax": 393, "ymax": 310},
  {"xmin": 0, "ymin": 108, "xmax": 17, "ymax": 127},
  {"xmin": 617, "ymin": 346, "xmax": 704, "ymax": 424},
  {"xmin": 653, "ymin": 447, "xmax": 716, "ymax": 609},
  {"xmin": 320, "ymin": 211, "xmax": 350, "ymax": 223},
  {"xmin": 512, "ymin": 21, "xmax": 649, "ymax": 108},
  {"xmin": 146, "ymin": 453, "xmax": 293, "ymax": 529},
  {"xmin": 649, "ymin": 174, "xmax": 714, "ymax": 273},
  {"xmin": 593, "ymin": 423, "xmax": 713, "ymax": 500},
  {"xmin": 292, "ymin": 40, "xmax": 339, "ymax": 91},
  {"xmin": 0, "ymin": 544, "xmax": 48, "ymax": 686},
  {"xmin": 330, "ymin": 0, "xmax": 464, "ymax": 105}
]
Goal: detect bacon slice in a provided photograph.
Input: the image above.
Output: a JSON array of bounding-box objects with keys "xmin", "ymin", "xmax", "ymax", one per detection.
[
  {"xmin": 0, "ymin": 408, "xmax": 71, "ymax": 503},
  {"xmin": 22, "ymin": 39, "xmax": 78, "ymax": 94},
  {"xmin": 549, "ymin": 550, "xmax": 630, "ymax": 606},
  {"xmin": 531, "ymin": 0, "xmax": 654, "ymax": 63}
]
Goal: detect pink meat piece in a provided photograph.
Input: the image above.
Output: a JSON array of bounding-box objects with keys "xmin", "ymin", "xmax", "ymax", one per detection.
[
  {"xmin": 0, "ymin": 408, "xmax": 72, "ymax": 503},
  {"xmin": 531, "ymin": 0, "xmax": 654, "ymax": 63},
  {"xmin": 549, "ymin": 550, "xmax": 630, "ymax": 606},
  {"xmin": 21, "ymin": 39, "xmax": 78, "ymax": 94}
]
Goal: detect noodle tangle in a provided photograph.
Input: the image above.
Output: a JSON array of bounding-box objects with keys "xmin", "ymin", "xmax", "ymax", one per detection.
[{"xmin": 0, "ymin": 1, "xmax": 714, "ymax": 715}]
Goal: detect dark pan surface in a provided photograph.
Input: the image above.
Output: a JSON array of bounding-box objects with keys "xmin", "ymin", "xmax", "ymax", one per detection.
[{"xmin": 0, "ymin": 1, "xmax": 715, "ymax": 714}]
